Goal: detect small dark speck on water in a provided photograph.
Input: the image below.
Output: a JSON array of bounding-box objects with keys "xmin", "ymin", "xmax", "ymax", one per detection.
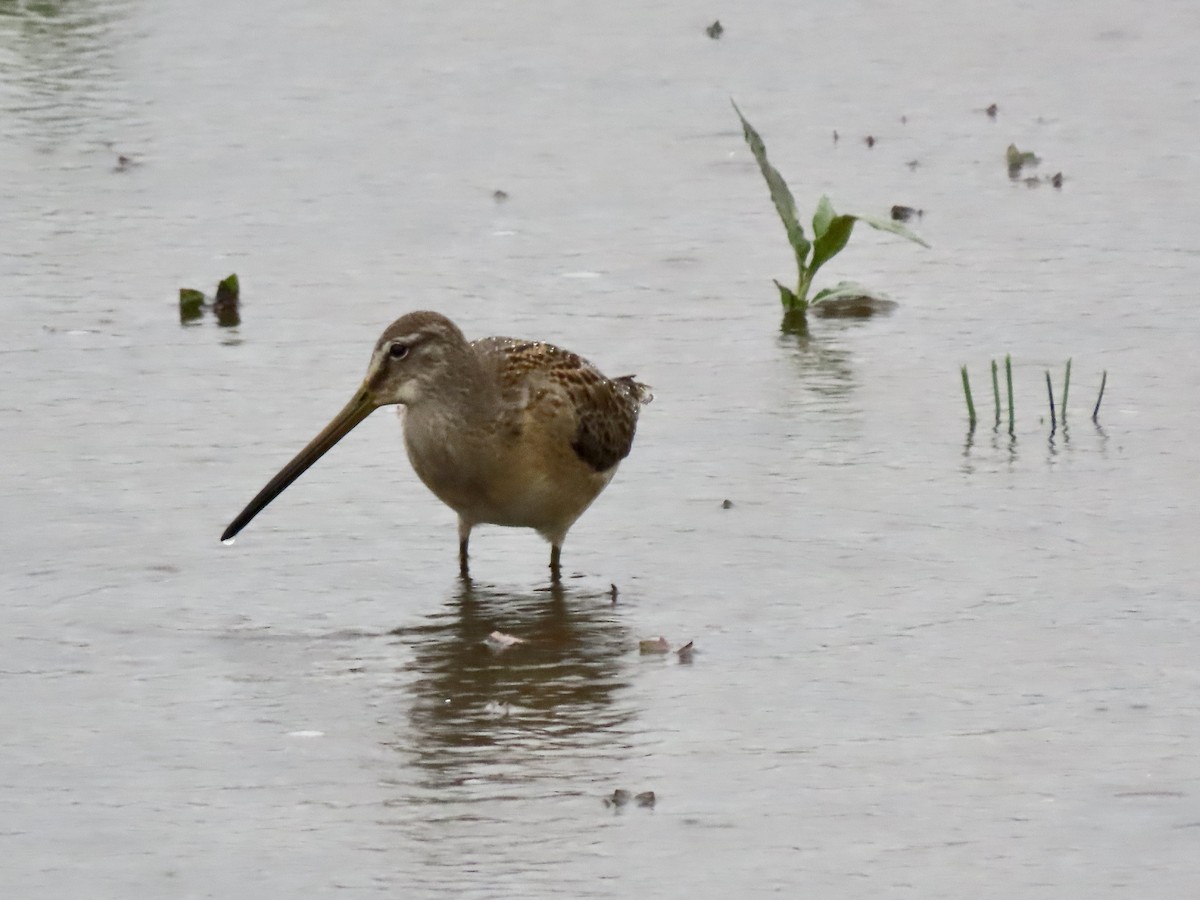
[
  {"xmin": 864, "ymin": 135, "xmax": 876, "ymax": 148},
  {"xmin": 891, "ymin": 205, "xmax": 922, "ymax": 222},
  {"xmin": 610, "ymin": 583, "xmax": 618, "ymax": 603},
  {"xmin": 986, "ymin": 103, "xmax": 998, "ymax": 118},
  {"xmin": 832, "ymin": 129, "xmax": 839, "ymax": 144},
  {"xmin": 721, "ymin": 499, "xmax": 733, "ymax": 509},
  {"xmin": 705, "ymin": 20, "xmax": 723, "ymax": 39},
  {"xmin": 1050, "ymin": 171, "xmax": 1063, "ymax": 189},
  {"xmin": 492, "ymin": 189, "xmax": 508, "ymax": 202},
  {"xmin": 635, "ymin": 791, "xmax": 656, "ymax": 808}
]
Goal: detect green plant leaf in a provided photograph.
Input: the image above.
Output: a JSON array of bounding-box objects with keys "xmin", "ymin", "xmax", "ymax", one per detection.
[
  {"xmin": 809, "ymin": 213, "xmax": 856, "ymax": 278},
  {"xmin": 773, "ymin": 279, "xmax": 805, "ymax": 313},
  {"xmin": 810, "ymin": 281, "xmax": 877, "ymax": 304},
  {"xmin": 732, "ymin": 100, "xmax": 810, "ymax": 265},
  {"xmin": 812, "ymin": 195, "xmax": 836, "ymax": 239},
  {"xmin": 847, "ymin": 213, "xmax": 930, "ymax": 248},
  {"xmin": 216, "ymin": 273, "xmax": 240, "ymax": 303}
]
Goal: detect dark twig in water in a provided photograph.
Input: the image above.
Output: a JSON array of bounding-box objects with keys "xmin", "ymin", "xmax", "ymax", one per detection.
[
  {"xmin": 1092, "ymin": 370, "xmax": 1107, "ymax": 422},
  {"xmin": 960, "ymin": 366, "xmax": 977, "ymax": 430}
]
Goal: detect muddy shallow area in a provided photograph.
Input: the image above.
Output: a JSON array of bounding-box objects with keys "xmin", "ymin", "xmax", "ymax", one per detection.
[{"xmin": 2, "ymin": 1, "xmax": 1199, "ymax": 897}]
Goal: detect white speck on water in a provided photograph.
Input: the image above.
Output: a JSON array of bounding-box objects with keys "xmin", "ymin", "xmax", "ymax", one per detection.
[
  {"xmin": 287, "ymin": 730, "xmax": 324, "ymax": 738},
  {"xmin": 560, "ymin": 270, "xmax": 600, "ymax": 279}
]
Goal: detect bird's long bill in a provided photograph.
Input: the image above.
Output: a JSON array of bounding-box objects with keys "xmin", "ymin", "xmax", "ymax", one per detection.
[{"xmin": 220, "ymin": 388, "xmax": 377, "ymax": 542}]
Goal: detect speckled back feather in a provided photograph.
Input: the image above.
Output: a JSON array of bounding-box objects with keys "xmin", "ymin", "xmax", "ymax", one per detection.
[{"xmin": 473, "ymin": 337, "xmax": 652, "ymax": 473}]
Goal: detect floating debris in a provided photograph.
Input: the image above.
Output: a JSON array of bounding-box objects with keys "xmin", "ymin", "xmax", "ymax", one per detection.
[
  {"xmin": 890, "ymin": 205, "xmax": 922, "ymax": 222},
  {"xmin": 864, "ymin": 135, "xmax": 876, "ymax": 148},
  {"xmin": 213, "ymin": 273, "xmax": 240, "ymax": 327},
  {"xmin": 721, "ymin": 499, "xmax": 733, "ymax": 509},
  {"xmin": 639, "ymin": 637, "xmax": 695, "ymax": 658},
  {"xmin": 610, "ymin": 583, "xmax": 619, "ymax": 603},
  {"xmin": 483, "ymin": 631, "xmax": 525, "ymax": 653},
  {"xmin": 905, "ymin": 159, "xmax": 920, "ymax": 170},
  {"xmin": 639, "ymin": 637, "xmax": 671, "ymax": 654},
  {"xmin": 1050, "ymin": 171, "xmax": 1064, "ymax": 189},
  {"xmin": 1006, "ymin": 143, "xmax": 1041, "ymax": 179},
  {"xmin": 179, "ymin": 273, "xmax": 241, "ymax": 327},
  {"xmin": 492, "ymin": 189, "xmax": 509, "ymax": 202},
  {"xmin": 604, "ymin": 789, "xmax": 656, "ymax": 809},
  {"xmin": 604, "ymin": 789, "xmax": 632, "ymax": 808},
  {"xmin": 899, "ymin": 115, "xmax": 908, "ymax": 125},
  {"xmin": 986, "ymin": 103, "xmax": 998, "ymax": 119},
  {"xmin": 832, "ymin": 129, "xmax": 839, "ymax": 144},
  {"xmin": 705, "ymin": 20, "xmax": 723, "ymax": 39},
  {"xmin": 179, "ymin": 288, "xmax": 205, "ymax": 324}
]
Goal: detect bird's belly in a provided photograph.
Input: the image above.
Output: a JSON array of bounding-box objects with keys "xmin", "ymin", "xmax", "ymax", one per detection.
[{"xmin": 406, "ymin": 432, "xmax": 614, "ymax": 533}]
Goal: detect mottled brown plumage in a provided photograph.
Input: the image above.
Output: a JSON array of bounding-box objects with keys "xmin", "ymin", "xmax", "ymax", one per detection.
[{"xmin": 221, "ymin": 311, "xmax": 651, "ymax": 577}]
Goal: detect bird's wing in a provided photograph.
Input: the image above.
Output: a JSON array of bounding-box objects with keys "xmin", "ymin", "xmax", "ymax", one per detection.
[{"xmin": 473, "ymin": 337, "xmax": 649, "ymax": 473}]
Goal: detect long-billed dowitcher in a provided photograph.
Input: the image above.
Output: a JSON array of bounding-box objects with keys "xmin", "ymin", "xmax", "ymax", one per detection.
[{"xmin": 220, "ymin": 311, "xmax": 651, "ymax": 577}]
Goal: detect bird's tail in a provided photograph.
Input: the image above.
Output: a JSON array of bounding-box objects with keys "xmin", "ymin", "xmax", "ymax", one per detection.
[{"xmin": 615, "ymin": 375, "xmax": 654, "ymax": 406}]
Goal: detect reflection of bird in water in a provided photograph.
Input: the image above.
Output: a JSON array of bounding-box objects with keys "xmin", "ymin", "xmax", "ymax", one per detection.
[
  {"xmin": 386, "ymin": 579, "xmax": 633, "ymax": 790},
  {"xmin": 221, "ymin": 312, "xmax": 651, "ymax": 578}
]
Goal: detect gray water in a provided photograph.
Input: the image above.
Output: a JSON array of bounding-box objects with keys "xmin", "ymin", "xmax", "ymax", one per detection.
[{"xmin": 3, "ymin": 0, "xmax": 1199, "ymax": 896}]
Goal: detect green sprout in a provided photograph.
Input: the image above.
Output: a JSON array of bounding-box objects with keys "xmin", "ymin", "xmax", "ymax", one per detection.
[{"xmin": 733, "ymin": 101, "xmax": 928, "ymax": 317}]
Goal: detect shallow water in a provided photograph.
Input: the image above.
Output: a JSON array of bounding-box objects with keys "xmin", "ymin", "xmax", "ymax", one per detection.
[{"xmin": 3, "ymin": 0, "xmax": 1199, "ymax": 896}]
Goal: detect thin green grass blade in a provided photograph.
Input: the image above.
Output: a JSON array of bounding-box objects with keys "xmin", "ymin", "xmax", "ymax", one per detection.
[
  {"xmin": 1092, "ymin": 370, "xmax": 1107, "ymax": 422},
  {"xmin": 1006, "ymin": 354, "xmax": 1015, "ymax": 434},
  {"xmin": 1045, "ymin": 370, "xmax": 1057, "ymax": 430},
  {"xmin": 1061, "ymin": 358, "xmax": 1071, "ymax": 421},
  {"xmin": 961, "ymin": 366, "xmax": 977, "ymax": 430},
  {"xmin": 732, "ymin": 101, "xmax": 810, "ymax": 266},
  {"xmin": 991, "ymin": 359, "xmax": 1001, "ymax": 427}
]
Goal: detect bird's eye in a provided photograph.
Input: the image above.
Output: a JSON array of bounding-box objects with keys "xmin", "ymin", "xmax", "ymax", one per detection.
[{"xmin": 388, "ymin": 342, "xmax": 409, "ymax": 360}]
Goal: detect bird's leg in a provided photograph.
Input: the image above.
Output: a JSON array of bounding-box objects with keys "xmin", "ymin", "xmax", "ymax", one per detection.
[
  {"xmin": 458, "ymin": 518, "xmax": 472, "ymax": 578},
  {"xmin": 549, "ymin": 544, "xmax": 562, "ymax": 581}
]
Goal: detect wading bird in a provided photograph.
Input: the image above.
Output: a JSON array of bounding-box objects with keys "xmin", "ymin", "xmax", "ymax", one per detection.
[{"xmin": 221, "ymin": 311, "xmax": 651, "ymax": 578}]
